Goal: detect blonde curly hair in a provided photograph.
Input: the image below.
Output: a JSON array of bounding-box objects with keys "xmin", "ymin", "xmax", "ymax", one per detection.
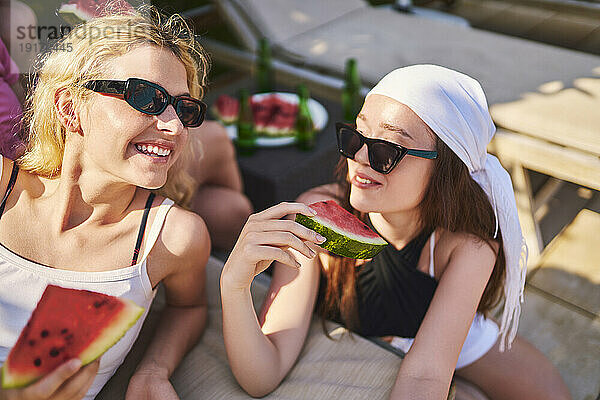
[{"xmin": 19, "ymin": 4, "xmax": 210, "ymax": 207}]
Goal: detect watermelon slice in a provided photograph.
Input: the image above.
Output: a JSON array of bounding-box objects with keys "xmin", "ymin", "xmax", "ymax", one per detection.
[
  {"xmin": 1, "ymin": 285, "xmax": 144, "ymax": 389},
  {"xmin": 296, "ymin": 200, "xmax": 388, "ymax": 259},
  {"xmin": 211, "ymin": 94, "xmax": 239, "ymax": 125},
  {"xmin": 59, "ymin": 0, "xmax": 134, "ymax": 25}
]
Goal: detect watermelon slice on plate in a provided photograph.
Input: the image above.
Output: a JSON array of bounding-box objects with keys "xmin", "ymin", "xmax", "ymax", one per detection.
[
  {"xmin": 1, "ymin": 285, "xmax": 144, "ymax": 389},
  {"xmin": 211, "ymin": 94, "xmax": 239, "ymax": 125},
  {"xmin": 251, "ymin": 94, "xmax": 299, "ymax": 137},
  {"xmin": 296, "ymin": 200, "xmax": 388, "ymax": 259},
  {"xmin": 225, "ymin": 92, "xmax": 328, "ymax": 147}
]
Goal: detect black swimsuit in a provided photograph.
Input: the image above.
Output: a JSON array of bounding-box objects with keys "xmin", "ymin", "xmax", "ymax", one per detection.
[{"xmin": 318, "ymin": 219, "xmax": 437, "ymax": 338}]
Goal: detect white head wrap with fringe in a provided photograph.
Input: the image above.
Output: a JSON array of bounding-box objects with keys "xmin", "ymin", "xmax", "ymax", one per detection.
[{"xmin": 367, "ymin": 64, "xmax": 528, "ymax": 351}]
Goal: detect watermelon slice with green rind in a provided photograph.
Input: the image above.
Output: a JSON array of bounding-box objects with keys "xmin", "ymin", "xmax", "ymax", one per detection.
[
  {"xmin": 1, "ymin": 285, "xmax": 144, "ymax": 389},
  {"xmin": 211, "ymin": 94, "xmax": 239, "ymax": 125},
  {"xmin": 296, "ymin": 200, "xmax": 388, "ymax": 259}
]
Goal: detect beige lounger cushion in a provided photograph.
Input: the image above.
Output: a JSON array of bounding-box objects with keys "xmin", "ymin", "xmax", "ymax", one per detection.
[
  {"xmin": 280, "ymin": 8, "xmax": 600, "ymax": 104},
  {"xmin": 96, "ymin": 256, "xmax": 401, "ymax": 399},
  {"xmin": 229, "ymin": 0, "xmax": 366, "ymax": 45}
]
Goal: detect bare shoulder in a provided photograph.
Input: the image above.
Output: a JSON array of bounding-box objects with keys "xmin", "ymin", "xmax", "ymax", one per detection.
[
  {"xmin": 436, "ymin": 228, "xmax": 500, "ymax": 273},
  {"xmin": 154, "ymin": 200, "xmax": 211, "ymax": 276},
  {"xmin": 296, "ymin": 183, "xmax": 343, "ymax": 204}
]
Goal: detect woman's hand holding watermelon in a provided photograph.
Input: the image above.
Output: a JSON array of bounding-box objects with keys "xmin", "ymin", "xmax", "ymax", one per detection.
[
  {"xmin": 0, "ymin": 359, "xmax": 99, "ymax": 400},
  {"xmin": 221, "ymin": 202, "xmax": 325, "ymax": 291}
]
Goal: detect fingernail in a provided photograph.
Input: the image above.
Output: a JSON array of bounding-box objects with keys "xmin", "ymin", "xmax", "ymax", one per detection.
[
  {"xmin": 69, "ymin": 359, "xmax": 82, "ymax": 370},
  {"xmin": 316, "ymin": 234, "xmax": 326, "ymax": 243}
]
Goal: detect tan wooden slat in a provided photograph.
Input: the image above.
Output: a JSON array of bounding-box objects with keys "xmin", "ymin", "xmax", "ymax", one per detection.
[{"xmin": 491, "ymin": 130, "xmax": 600, "ymax": 192}]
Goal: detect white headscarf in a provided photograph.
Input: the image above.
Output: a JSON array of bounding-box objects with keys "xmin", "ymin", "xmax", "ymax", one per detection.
[{"xmin": 367, "ymin": 64, "xmax": 528, "ymax": 352}]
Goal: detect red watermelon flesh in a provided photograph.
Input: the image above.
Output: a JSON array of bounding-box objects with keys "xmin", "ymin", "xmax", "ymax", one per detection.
[
  {"xmin": 59, "ymin": 0, "xmax": 134, "ymax": 25},
  {"xmin": 310, "ymin": 201, "xmax": 383, "ymax": 242},
  {"xmin": 295, "ymin": 200, "xmax": 388, "ymax": 259},
  {"xmin": 251, "ymin": 95, "xmax": 299, "ymax": 136},
  {"xmin": 1, "ymin": 285, "xmax": 143, "ymax": 389},
  {"xmin": 212, "ymin": 94, "xmax": 239, "ymax": 125},
  {"xmin": 251, "ymin": 96, "xmax": 275, "ymax": 132}
]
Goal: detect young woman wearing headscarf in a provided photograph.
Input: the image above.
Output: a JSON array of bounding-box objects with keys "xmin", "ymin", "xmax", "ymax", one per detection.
[{"xmin": 220, "ymin": 65, "xmax": 571, "ymax": 400}]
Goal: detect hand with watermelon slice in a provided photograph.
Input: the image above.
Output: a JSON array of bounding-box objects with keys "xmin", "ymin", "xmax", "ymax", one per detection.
[
  {"xmin": 221, "ymin": 200, "xmax": 386, "ymax": 289},
  {"xmin": 221, "ymin": 202, "xmax": 326, "ymax": 290},
  {"xmin": 221, "ymin": 200, "xmax": 386, "ymax": 396},
  {"xmin": 0, "ymin": 359, "xmax": 100, "ymax": 400},
  {"xmin": 1, "ymin": 285, "xmax": 143, "ymax": 397}
]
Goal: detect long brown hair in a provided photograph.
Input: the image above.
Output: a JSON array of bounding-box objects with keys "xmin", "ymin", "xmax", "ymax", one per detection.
[{"xmin": 319, "ymin": 137, "xmax": 506, "ymax": 334}]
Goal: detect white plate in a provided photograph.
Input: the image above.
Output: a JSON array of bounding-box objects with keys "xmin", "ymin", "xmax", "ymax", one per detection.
[{"xmin": 224, "ymin": 92, "xmax": 329, "ymax": 147}]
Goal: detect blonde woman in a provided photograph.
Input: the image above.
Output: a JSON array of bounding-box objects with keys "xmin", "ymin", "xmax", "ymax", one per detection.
[{"xmin": 0, "ymin": 7, "xmax": 210, "ymax": 400}]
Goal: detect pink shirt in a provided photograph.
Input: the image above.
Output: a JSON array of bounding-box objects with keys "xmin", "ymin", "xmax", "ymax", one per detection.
[{"xmin": 0, "ymin": 39, "xmax": 24, "ymax": 160}]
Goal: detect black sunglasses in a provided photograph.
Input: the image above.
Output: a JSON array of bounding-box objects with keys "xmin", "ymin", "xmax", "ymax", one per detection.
[
  {"xmin": 83, "ymin": 78, "xmax": 207, "ymax": 128},
  {"xmin": 336, "ymin": 123, "xmax": 437, "ymax": 174}
]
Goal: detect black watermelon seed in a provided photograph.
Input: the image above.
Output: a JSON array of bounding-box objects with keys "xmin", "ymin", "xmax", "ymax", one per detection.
[
  {"xmin": 65, "ymin": 334, "xmax": 74, "ymax": 342},
  {"xmin": 49, "ymin": 348, "xmax": 60, "ymax": 357},
  {"xmin": 93, "ymin": 299, "xmax": 108, "ymax": 308},
  {"xmin": 28, "ymin": 340, "xmax": 36, "ymax": 346},
  {"xmin": 61, "ymin": 328, "xmax": 68, "ymax": 334},
  {"xmin": 40, "ymin": 330, "xmax": 49, "ymax": 338},
  {"xmin": 34, "ymin": 358, "xmax": 41, "ymax": 367}
]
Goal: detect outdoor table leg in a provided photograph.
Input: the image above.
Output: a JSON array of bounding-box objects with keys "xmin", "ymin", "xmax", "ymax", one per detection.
[{"xmin": 510, "ymin": 161, "xmax": 543, "ymax": 266}]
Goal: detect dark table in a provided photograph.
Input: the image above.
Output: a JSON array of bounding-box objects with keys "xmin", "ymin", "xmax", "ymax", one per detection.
[{"xmin": 205, "ymin": 76, "xmax": 344, "ymax": 211}]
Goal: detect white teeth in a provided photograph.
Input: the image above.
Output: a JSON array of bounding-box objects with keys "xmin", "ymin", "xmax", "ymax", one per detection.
[
  {"xmin": 356, "ymin": 176, "xmax": 374, "ymax": 184},
  {"xmin": 134, "ymin": 144, "xmax": 171, "ymax": 157}
]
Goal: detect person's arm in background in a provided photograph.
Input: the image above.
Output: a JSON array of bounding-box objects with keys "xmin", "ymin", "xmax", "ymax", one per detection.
[
  {"xmin": 186, "ymin": 121, "xmax": 253, "ymax": 250},
  {"xmin": 0, "ymin": 37, "xmax": 26, "ymax": 160}
]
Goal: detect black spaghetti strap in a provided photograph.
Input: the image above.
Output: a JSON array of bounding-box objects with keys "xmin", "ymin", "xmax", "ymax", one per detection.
[
  {"xmin": 0, "ymin": 162, "xmax": 20, "ymax": 219},
  {"xmin": 131, "ymin": 192, "xmax": 156, "ymax": 266}
]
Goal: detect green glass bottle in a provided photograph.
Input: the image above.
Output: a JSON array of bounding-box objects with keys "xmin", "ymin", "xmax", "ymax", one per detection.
[
  {"xmin": 256, "ymin": 38, "xmax": 274, "ymax": 93},
  {"xmin": 236, "ymin": 89, "xmax": 256, "ymax": 155},
  {"xmin": 295, "ymin": 84, "xmax": 315, "ymax": 151},
  {"xmin": 342, "ymin": 58, "xmax": 361, "ymax": 123}
]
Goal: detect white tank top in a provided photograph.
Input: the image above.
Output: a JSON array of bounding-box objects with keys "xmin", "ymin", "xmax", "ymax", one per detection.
[{"xmin": 0, "ymin": 160, "xmax": 175, "ymax": 399}]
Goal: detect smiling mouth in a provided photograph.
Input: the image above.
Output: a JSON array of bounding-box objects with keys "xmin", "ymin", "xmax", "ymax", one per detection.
[{"xmin": 134, "ymin": 144, "xmax": 172, "ymax": 158}]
